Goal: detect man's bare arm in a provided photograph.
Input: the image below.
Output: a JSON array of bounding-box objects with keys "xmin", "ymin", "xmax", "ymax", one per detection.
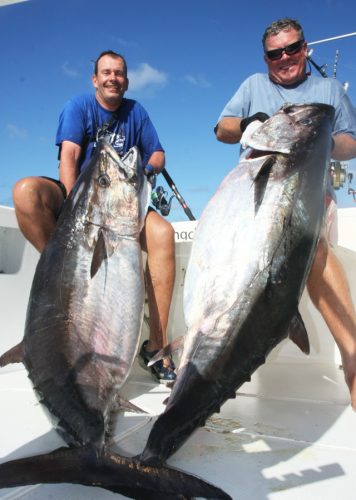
[
  {"xmin": 215, "ymin": 117, "xmax": 243, "ymax": 144},
  {"xmin": 59, "ymin": 140, "xmax": 82, "ymax": 195}
]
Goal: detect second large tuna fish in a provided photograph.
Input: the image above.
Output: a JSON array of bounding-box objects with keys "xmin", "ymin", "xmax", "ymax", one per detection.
[{"xmin": 141, "ymin": 103, "xmax": 335, "ymax": 465}]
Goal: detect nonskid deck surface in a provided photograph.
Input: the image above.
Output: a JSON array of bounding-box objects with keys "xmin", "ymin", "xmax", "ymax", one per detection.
[{"xmin": 1, "ymin": 358, "xmax": 355, "ymax": 500}]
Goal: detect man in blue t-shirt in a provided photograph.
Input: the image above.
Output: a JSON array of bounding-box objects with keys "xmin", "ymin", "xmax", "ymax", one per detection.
[
  {"xmin": 13, "ymin": 50, "xmax": 176, "ymax": 384},
  {"xmin": 215, "ymin": 18, "xmax": 356, "ymax": 410}
]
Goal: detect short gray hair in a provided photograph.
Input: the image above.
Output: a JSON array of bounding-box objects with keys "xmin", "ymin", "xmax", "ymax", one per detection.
[{"xmin": 262, "ymin": 18, "xmax": 304, "ymax": 49}]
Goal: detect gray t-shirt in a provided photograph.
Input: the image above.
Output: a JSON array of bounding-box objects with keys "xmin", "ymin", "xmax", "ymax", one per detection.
[
  {"xmin": 218, "ymin": 73, "xmax": 356, "ymax": 140},
  {"xmin": 217, "ymin": 73, "xmax": 356, "ymax": 201}
]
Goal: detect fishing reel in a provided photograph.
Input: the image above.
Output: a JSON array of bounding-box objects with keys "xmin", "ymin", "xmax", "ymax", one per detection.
[
  {"xmin": 329, "ymin": 161, "xmax": 347, "ymax": 189},
  {"xmin": 151, "ymin": 186, "xmax": 175, "ymax": 217},
  {"xmin": 347, "ymin": 173, "xmax": 356, "ymax": 203}
]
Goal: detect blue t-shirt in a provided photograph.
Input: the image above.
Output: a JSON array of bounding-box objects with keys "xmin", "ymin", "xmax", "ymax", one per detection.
[
  {"xmin": 218, "ymin": 73, "xmax": 356, "ymax": 142},
  {"xmin": 56, "ymin": 94, "xmax": 164, "ymax": 171}
]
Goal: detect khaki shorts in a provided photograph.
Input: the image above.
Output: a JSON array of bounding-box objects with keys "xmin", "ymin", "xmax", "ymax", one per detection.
[{"xmin": 323, "ymin": 196, "xmax": 338, "ymax": 246}]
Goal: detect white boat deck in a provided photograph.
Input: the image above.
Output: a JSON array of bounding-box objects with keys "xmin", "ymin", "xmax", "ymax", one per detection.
[{"xmin": 1, "ymin": 206, "xmax": 356, "ymax": 499}]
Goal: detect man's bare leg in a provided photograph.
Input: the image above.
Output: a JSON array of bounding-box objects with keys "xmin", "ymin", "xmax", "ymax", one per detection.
[
  {"xmin": 140, "ymin": 210, "xmax": 176, "ymax": 378},
  {"xmin": 307, "ymin": 237, "xmax": 356, "ymax": 410},
  {"xmin": 13, "ymin": 177, "xmax": 64, "ymax": 252}
]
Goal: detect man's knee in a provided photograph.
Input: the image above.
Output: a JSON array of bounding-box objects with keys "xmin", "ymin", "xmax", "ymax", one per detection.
[
  {"xmin": 157, "ymin": 217, "xmax": 175, "ymax": 245},
  {"xmin": 145, "ymin": 212, "xmax": 175, "ymax": 246},
  {"xmin": 13, "ymin": 176, "xmax": 63, "ymax": 216},
  {"xmin": 13, "ymin": 177, "xmax": 39, "ymax": 209},
  {"xmin": 141, "ymin": 209, "xmax": 175, "ymax": 260}
]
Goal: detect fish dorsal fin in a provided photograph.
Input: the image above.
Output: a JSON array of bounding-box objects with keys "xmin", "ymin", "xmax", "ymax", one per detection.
[
  {"xmin": 288, "ymin": 311, "xmax": 310, "ymax": 354},
  {"xmin": 90, "ymin": 229, "xmax": 108, "ymax": 278}
]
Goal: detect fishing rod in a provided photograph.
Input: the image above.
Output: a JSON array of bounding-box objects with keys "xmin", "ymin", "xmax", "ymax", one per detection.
[
  {"xmin": 306, "ymin": 33, "xmax": 355, "ymax": 194},
  {"xmin": 306, "ymin": 50, "xmax": 328, "ymax": 78},
  {"xmin": 306, "ymin": 31, "xmax": 356, "ymax": 78},
  {"xmin": 162, "ymin": 168, "xmax": 196, "ymax": 221},
  {"xmin": 347, "ymin": 173, "xmax": 356, "ymax": 203},
  {"xmin": 151, "ymin": 168, "xmax": 196, "ymax": 221}
]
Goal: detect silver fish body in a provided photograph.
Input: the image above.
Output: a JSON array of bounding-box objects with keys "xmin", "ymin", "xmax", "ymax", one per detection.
[
  {"xmin": 24, "ymin": 142, "xmax": 150, "ymax": 447},
  {"xmin": 141, "ymin": 103, "xmax": 335, "ymax": 463}
]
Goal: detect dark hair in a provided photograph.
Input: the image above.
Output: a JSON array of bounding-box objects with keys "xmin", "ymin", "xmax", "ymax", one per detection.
[
  {"xmin": 262, "ymin": 18, "xmax": 305, "ymax": 49},
  {"xmin": 93, "ymin": 50, "xmax": 128, "ymax": 76}
]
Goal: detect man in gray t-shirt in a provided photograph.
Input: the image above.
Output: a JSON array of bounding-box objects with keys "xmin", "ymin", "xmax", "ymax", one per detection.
[{"xmin": 215, "ymin": 17, "xmax": 356, "ymax": 411}]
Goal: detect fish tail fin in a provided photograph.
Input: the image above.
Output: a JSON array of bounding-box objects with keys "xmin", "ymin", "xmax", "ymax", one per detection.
[
  {"xmin": 0, "ymin": 446, "xmax": 231, "ymax": 499},
  {"xmin": 147, "ymin": 335, "xmax": 185, "ymax": 366},
  {"xmin": 0, "ymin": 341, "xmax": 24, "ymax": 367}
]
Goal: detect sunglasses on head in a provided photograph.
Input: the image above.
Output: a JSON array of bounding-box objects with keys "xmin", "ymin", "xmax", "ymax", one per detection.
[{"xmin": 265, "ymin": 39, "xmax": 305, "ymax": 61}]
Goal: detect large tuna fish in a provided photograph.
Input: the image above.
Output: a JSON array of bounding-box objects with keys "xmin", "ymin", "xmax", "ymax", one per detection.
[
  {"xmin": 141, "ymin": 103, "xmax": 335, "ymax": 464},
  {"xmin": 0, "ymin": 141, "xmax": 229, "ymax": 499}
]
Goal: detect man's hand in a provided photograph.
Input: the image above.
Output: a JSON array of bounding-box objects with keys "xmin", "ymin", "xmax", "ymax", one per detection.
[
  {"xmin": 240, "ymin": 112, "xmax": 269, "ymax": 134},
  {"xmin": 240, "ymin": 113, "xmax": 270, "ymax": 149}
]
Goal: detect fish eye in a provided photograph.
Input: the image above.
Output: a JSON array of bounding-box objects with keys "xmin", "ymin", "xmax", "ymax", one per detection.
[
  {"xmin": 97, "ymin": 174, "xmax": 111, "ymax": 188},
  {"xmin": 299, "ymin": 118, "xmax": 313, "ymax": 126}
]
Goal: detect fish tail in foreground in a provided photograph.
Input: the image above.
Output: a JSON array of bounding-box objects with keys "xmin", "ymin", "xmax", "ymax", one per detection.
[
  {"xmin": 0, "ymin": 446, "xmax": 232, "ymax": 499},
  {"xmin": 141, "ymin": 103, "xmax": 335, "ymax": 465}
]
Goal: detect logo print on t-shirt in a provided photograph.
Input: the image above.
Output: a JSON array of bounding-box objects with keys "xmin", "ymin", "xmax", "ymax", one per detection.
[{"xmin": 113, "ymin": 127, "xmax": 125, "ymax": 152}]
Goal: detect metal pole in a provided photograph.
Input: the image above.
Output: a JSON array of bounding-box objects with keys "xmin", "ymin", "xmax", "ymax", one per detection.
[{"xmin": 308, "ymin": 32, "xmax": 356, "ymax": 46}]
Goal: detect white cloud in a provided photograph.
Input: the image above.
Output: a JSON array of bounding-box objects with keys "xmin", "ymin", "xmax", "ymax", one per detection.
[
  {"xmin": 110, "ymin": 36, "xmax": 139, "ymax": 48},
  {"xmin": 62, "ymin": 61, "xmax": 80, "ymax": 78},
  {"xmin": 0, "ymin": 0, "xmax": 28, "ymax": 6},
  {"xmin": 128, "ymin": 63, "xmax": 167, "ymax": 93},
  {"xmin": 6, "ymin": 123, "xmax": 28, "ymax": 139},
  {"xmin": 184, "ymin": 74, "xmax": 211, "ymax": 88}
]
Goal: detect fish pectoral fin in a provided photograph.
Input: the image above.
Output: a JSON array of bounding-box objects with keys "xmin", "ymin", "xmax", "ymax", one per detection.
[
  {"xmin": 146, "ymin": 335, "xmax": 186, "ymax": 367},
  {"xmin": 249, "ymin": 156, "xmax": 276, "ymax": 214},
  {"xmin": 90, "ymin": 229, "xmax": 108, "ymax": 278},
  {"xmin": 0, "ymin": 341, "xmax": 24, "ymax": 367},
  {"xmin": 249, "ymin": 154, "xmax": 275, "ymax": 184},
  {"xmin": 112, "ymin": 394, "xmax": 147, "ymax": 414},
  {"xmin": 288, "ymin": 311, "xmax": 310, "ymax": 354}
]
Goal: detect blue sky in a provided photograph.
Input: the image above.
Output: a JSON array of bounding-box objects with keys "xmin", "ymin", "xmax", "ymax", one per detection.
[{"xmin": 1, "ymin": 0, "xmax": 356, "ymax": 221}]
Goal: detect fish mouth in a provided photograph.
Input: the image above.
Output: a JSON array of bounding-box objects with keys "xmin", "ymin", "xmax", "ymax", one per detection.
[
  {"xmin": 97, "ymin": 142, "xmax": 139, "ymax": 181},
  {"xmin": 246, "ymin": 148, "xmax": 281, "ymax": 160}
]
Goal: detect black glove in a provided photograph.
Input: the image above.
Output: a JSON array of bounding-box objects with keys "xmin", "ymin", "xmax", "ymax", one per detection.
[
  {"xmin": 331, "ymin": 136, "xmax": 335, "ymax": 154},
  {"xmin": 240, "ymin": 112, "xmax": 270, "ymax": 134},
  {"xmin": 144, "ymin": 164, "xmax": 157, "ymax": 188}
]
